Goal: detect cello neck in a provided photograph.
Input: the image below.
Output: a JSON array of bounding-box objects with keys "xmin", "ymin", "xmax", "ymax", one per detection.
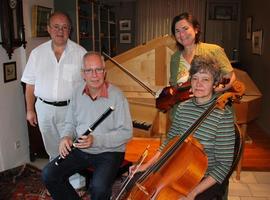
[
  {"xmin": 153, "ymin": 101, "xmax": 216, "ymax": 171},
  {"xmin": 102, "ymin": 52, "xmax": 156, "ymax": 97},
  {"xmin": 138, "ymin": 100, "xmax": 216, "ymax": 181}
]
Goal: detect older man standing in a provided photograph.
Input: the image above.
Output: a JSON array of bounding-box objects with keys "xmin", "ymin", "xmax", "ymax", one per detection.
[{"xmin": 21, "ymin": 11, "xmax": 86, "ymax": 161}]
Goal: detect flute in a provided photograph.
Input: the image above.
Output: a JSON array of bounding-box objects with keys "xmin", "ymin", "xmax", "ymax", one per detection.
[{"xmin": 55, "ymin": 106, "xmax": 115, "ymax": 166}]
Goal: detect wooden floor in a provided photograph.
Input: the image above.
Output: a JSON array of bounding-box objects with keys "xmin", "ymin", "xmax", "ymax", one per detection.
[{"xmin": 241, "ymin": 121, "xmax": 270, "ymax": 171}]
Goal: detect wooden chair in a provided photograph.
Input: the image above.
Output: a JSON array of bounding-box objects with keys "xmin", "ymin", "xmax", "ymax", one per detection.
[{"xmin": 212, "ymin": 123, "xmax": 244, "ymax": 200}]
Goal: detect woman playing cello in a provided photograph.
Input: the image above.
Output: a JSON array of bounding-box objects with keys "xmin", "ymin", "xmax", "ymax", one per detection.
[{"xmin": 131, "ymin": 55, "xmax": 236, "ymax": 200}]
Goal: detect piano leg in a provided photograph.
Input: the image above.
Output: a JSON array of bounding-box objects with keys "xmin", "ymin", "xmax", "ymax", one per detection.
[
  {"xmin": 155, "ymin": 111, "xmax": 170, "ymax": 142},
  {"xmin": 236, "ymin": 123, "xmax": 247, "ymax": 180}
]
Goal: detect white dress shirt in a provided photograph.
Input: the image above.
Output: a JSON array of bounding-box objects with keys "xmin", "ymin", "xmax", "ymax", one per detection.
[{"xmin": 21, "ymin": 39, "xmax": 86, "ymax": 101}]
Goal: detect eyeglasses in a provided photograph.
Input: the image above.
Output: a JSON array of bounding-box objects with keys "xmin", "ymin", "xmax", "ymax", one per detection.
[
  {"xmin": 82, "ymin": 68, "xmax": 105, "ymax": 74},
  {"xmin": 50, "ymin": 24, "xmax": 70, "ymax": 32}
]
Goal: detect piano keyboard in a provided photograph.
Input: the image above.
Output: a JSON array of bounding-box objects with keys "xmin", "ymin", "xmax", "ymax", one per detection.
[{"xmin": 132, "ymin": 120, "xmax": 152, "ymax": 131}]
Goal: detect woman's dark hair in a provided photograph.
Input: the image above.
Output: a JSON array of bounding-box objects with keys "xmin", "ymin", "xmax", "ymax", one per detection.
[
  {"xmin": 190, "ymin": 55, "xmax": 221, "ymax": 85},
  {"xmin": 171, "ymin": 12, "xmax": 201, "ymax": 51}
]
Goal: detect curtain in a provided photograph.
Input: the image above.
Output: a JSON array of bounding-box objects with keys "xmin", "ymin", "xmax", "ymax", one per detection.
[{"xmin": 135, "ymin": 0, "xmax": 206, "ymax": 45}]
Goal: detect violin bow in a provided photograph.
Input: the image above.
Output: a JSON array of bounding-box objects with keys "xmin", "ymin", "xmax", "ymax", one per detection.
[
  {"xmin": 112, "ymin": 145, "xmax": 150, "ymax": 200},
  {"xmin": 102, "ymin": 52, "xmax": 157, "ymax": 97}
]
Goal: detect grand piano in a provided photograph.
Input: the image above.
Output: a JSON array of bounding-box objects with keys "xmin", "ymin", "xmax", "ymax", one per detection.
[
  {"xmin": 105, "ymin": 35, "xmax": 262, "ymax": 176},
  {"xmin": 233, "ymin": 68, "xmax": 262, "ymax": 135},
  {"xmin": 106, "ymin": 35, "xmax": 177, "ymax": 140}
]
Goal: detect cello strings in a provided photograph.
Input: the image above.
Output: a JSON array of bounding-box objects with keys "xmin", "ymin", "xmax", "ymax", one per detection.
[
  {"xmin": 154, "ymin": 102, "xmax": 217, "ymax": 171},
  {"xmin": 135, "ymin": 98, "xmax": 217, "ymax": 183}
]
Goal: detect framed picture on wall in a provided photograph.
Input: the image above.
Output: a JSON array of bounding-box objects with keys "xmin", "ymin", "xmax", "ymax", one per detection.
[
  {"xmin": 3, "ymin": 62, "xmax": 17, "ymax": 83},
  {"xmin": 252, "ymin": 30, "xmax": 263, "ymax": 55},
  {"xmin": 209, "ymin": 3, "xmax": 238, "ymax": 20},
  {"xmin": 120, "ymin": 33, "xmax": 131, "ymax": 43},
  {"xmin": 32, "ymin": 5, "xmax": 52, "ymax": 37},
  {"xmin": 246, "ymin": 17, "xmax": 252, "ymax": 40},
  {"xmin": 119, "ymin": 20, "xmax": 131, "ymax": 31}
]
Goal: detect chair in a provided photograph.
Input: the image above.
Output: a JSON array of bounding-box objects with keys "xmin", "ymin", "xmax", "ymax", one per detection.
[{"xmin": 212, "ymin": 123, "xmax": 244, "ymax": 200}]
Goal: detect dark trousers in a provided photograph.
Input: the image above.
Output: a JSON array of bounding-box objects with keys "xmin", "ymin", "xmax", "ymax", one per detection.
[{"xmin": 42, "ymin": 149, "xmax": 124, "ymax": 200}]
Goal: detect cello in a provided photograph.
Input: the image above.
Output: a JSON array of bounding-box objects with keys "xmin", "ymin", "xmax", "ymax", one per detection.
[{"xmin": 112, "ymin": 80, "xmax": 245, "ymax": 200}]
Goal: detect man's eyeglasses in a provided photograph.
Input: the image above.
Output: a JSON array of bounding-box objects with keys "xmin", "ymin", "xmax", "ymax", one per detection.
[
  {"xmin": 50, "ymin": 24, "xmax": 70, "ymax": 32},
  {"xmin": 82, "ymin": 68, "xmax": 105, "ymax": 74}
]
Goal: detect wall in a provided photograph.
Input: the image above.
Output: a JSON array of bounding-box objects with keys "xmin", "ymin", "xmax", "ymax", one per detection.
[
  {"xmin": 24, "ymin": 0, "xmax": 54, "ymax": 58},
  {"xmin": 205, "ymin": 0, "xmax": 241, "ymax": 60},
  {"xmin": 54, "ymin": 0, "xmax": 77, "ymax": 42},
  {"xmin": 102, "ymin": 1, "xmax": 136, "ymax": 54},
  {"xmin": 239, "ymin": 0, "xmax": 270, "ymax": 133},
  {"xmin": 0, "ymin": 0, "xmax": 53, "ymax": 172},
  {"xmin": 135, "ymin": 0, "xmax": 206, "ymax": 45},
  {"xmin": 0, "ymin": 46, "xmax": 28, "ymax": 172}
]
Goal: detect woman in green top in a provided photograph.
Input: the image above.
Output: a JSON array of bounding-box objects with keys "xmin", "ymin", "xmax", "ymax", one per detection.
[{"xmin": 170, "ymin": 12, "xmax": 236, "ymax": 118}]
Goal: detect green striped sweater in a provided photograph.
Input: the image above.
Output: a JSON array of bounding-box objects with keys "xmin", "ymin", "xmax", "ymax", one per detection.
[{"xmin": 160, "ymin": 95, "xmax": 235, "ymax": 184}]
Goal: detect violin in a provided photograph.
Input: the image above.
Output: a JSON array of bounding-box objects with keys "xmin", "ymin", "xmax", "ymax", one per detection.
[
  {"xmin": 103, "ymin": 52, "xmax": 232, "ymax": 112},
  {"xmin": 155, "ymin": 82, "xmax": 191, "ymax": 112},
  {"xmin": 112, "ymin": 80, "xmax": 245, "ymax": 200},
  {"xmin": 103, "ymin": 52, "xmax": 191, "ymax": 112}
]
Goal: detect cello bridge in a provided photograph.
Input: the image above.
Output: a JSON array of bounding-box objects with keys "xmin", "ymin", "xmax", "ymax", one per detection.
[{"xmin": 135, "ymin": 183, "xmax": 149, "ymax": 196}]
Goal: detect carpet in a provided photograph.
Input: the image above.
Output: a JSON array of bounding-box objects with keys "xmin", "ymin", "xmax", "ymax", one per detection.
[
  {"xmin": 0, "ymin": 164, "xmax": 125, "ymax": 200},
  {"xmin": 0, "ymin": 164, "xmax": 124, "ymax": 200}
]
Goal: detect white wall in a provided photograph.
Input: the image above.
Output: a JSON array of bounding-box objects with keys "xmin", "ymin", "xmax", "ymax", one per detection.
[
  {"xmin": 0, "ymin": 46, "xmax": 28, "ymax": 171},
  {"xmin": 0, "ymin": 0, "xmax": 53, "ymax": 172},
  {"xmin": 24, "ymin": 0, "xmax": 54, "ymax": 58}
]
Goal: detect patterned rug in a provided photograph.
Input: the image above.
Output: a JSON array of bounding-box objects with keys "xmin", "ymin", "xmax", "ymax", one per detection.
[{"xmin": 0, "ymin": 164, "xmax": 124, "ymax": 200}]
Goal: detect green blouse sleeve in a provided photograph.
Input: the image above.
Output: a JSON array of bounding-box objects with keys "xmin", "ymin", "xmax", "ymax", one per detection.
[
  {"xmin": 197, "ymin": 43, "xmax": 233, "ymax": 75},
  {"xmin": 169, "ymin": 51, "xmax": 181, "ymax": 85},
  {"xmin": 211, "ymin": 45, "xmax": 233, "ymax": 74}
]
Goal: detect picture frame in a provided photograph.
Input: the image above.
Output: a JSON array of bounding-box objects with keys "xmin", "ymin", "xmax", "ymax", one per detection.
[
  {"xmin": 120, "ymin": 33, "xmax": 131, "ymax": 44},
  {"xmin": 209, "ymin": 3, "xmax": 238, "ymax": 20},
  {"xmin": 119, "ymin": 20, "xmax": 131, "ymax": 31},
  {"xmin": 246, "ymin": 17, "xmax": 252, "ymax": 40},
  {"xmin": 3, "ymin": 62, "xmax": 17, "ymax": 83},
  {"xmin": 252, "ymin": 30, "xmax": 263, "ymax": 55},
  {"xmin": 31, "ymin": 5, "xmax": 52, "ymax": 37}
]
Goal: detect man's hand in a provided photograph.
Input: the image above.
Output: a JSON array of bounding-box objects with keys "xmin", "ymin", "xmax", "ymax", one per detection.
[
  {"xmin": 59, "ymin": 136, "xmax": 73, "ymax": 158},
  {"xmin": 26, "ymin": 110, "xmax": 38, "ymax": 127},
  {"xmin": 73, "ymin": 135, "xmax": 94, "ymax": 149}
]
